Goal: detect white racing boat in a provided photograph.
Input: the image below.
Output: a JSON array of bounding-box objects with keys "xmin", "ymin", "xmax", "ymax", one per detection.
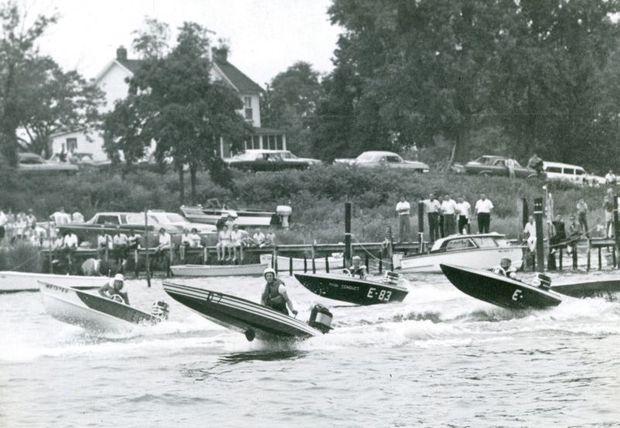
[
  {"xmin": 400, "ymin": 233, "xmax": 523, "ymax": 274},
  {"xmin": 0, "ymin": 271, "xmax": 109, "ymax": 294},
  {"xmin": 40, "ymin": 282, "xmax": 167, "ymax": 332},
  {"xmin": 170, "ymin": 263, "xmax": 268, "ymax": 277}
]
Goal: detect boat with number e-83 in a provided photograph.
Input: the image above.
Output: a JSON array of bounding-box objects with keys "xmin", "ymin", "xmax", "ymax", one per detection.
[
  {"xmin": 440, "ymin": 263, "xmax": 562, "ymax": 309},
  {"xmin": 40, "ymin": 282, "xmax": 168, "ymax": 332},
  {"xmin": 294, "ymin": 272, "xmax": 409, "ymax": 305},
  {"xmin": 163, "ymin": 281, "xmax": 332, "ymax": 341},
  {"xmin": 0, "ymin": 271, "xmax": 109, "ymax": 294},
  {"xmin": 400, "ymin": 233, "xmax": 523, "ymax": 274}
]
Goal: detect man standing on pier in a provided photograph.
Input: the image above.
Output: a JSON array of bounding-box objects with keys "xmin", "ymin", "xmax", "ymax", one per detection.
[
  {"xmin": 455, "ymin": 196, "xmax": 471, "ymax": 234},
  {"xmin": 441, "ymin": 194, "xmax": 457, "ymax": 236},
  {"xmin": 395, "ymin": 196, "xmax": 411, "ymax": 242},
  {"xmin": 475, "ymin": 194, "xmax": 494, "ymax": 233},
  {"xmin": 425, "ymin": 194, "xmax": 441, "ymax": 242}
]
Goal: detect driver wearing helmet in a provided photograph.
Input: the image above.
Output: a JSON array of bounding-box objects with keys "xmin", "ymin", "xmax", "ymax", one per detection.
[
  {"xmin": 347, "ymin": 255, "xmax": 367, "ymax": 279},
  {"xmin": 98, "ymin": 273, "xmax": 130, "ymax": 305},
  {"xmin": 260, "ymin": 267, "xmax": 298, "ymax": 316}
]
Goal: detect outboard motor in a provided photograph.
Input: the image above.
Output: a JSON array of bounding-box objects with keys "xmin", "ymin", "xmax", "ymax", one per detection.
[
  {"xmin": 537, "ymin": 274, "xmax": 552, "ymax": 290},
  {"xmin": 308, "ymin": 304, "xmax": 333, "ymax": 334},
  {"xmin": 151, "ymin": 301, "xmax": 170, "ymax": 320},
  {"xmin": 384, "ymin": 271, "xmax": 400, "ymax": 285}
]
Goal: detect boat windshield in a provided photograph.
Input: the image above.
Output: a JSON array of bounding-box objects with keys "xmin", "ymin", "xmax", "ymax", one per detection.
[
  {"xmin": 471, "ymin": 237, "xmax": 500, "ymax": 248},
  {"xmin": 445, "ymin": 238, "xmax": 476, "ymax": 251}
]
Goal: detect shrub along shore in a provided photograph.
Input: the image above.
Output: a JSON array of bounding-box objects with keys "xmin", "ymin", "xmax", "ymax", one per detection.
[{"xmin": 0, "ymin": 165, "xmax": 611, "ymax": 246}]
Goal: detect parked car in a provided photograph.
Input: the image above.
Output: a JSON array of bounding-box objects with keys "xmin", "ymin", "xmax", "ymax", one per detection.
[
  {"xmin": 49, "ymin": 152, "xmax": 111, "ymax": 167},
  {"xmin": 335, "ymin": 151, "xmax": 430, "ymax": 172},
  {"xmin": 224, "ymin": 149, "xmax": 322, "ymax": 171},
  {"xmin": 84, "ymin": 211, "xmax": 216, "ymax": 236},
  {"xmin": 461, "ymin": 155, "xmax": 534, "ymax": 178},
  {"xmin": 542, "ymin": 161, "xmax": 587, "ymax": 186},
  {"xmin": 18, "ymin": 152, "xmax": 79, "ymax": 174}
]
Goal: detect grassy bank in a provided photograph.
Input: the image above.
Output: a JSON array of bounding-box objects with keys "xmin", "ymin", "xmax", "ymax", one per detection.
[{"xmin": 0, "ymin": 165, "xmax": 612, "ymax": 243}]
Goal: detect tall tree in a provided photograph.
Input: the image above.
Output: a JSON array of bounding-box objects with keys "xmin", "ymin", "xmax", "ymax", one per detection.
[
  {"xmin": 104, "ymin": 20, "xmax": 250, "ymax": 202},
  {"xmin": 0, "ymin": 2, "xmax": 56, "ymax": 165},
  {"xmin": 261, "ymin": 62, "xmax": 322, "ymax": 156}
]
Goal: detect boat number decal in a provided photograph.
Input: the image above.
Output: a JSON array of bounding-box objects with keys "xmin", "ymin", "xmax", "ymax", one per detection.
[
  {"xmin": 47, "ymin": 284, "xmax": 68, "ymax": 293},
  {"xmin": 511, "ymin": 289, "xmax": 523, "ymax": 301},
  {"xmin": 366, "ymin": 287, "xmax": 392, "ymax": 302}
]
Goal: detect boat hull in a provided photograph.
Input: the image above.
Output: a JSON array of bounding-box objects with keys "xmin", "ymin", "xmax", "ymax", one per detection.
[
  {"xmin": 0, "ymin": 271, "xmax": 109, "ymax": 293},
  {"xmin": 163, "ymin": 282, "xmax": 320, "ymax": 340},
  {"xmin": 40, "ymin": 282, "xmax": 159, "ymax": 331},
  {"xmin": 294, "ymin": 273, "xmax": 408, "ymax": 305},
  {"xmin": 401, "ymin": 247, "xmax": 523, "ymax": 274},
  {"xmin": 170, "ymin": 263, "xmax": 268, "ymax": 277},
  {"xmin": 440, "ymin": 263, "xmax": 562, "ymax": 309},
  {"xmin": 551, "ymin": 279, "xmax": 620, "ymax": 298}
]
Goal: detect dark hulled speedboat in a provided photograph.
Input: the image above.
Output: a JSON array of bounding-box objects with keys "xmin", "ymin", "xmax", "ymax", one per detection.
[
  {"xmin": 440, "ymin": 264, "xmax": 562, "ymax": 309},
  {"xmin": 294, "ymin": 272, "xmax": 409, "ymax": 305},
  {"xmin": 163, "ymin": 282, "xmax": 332, "ymax": 341}
]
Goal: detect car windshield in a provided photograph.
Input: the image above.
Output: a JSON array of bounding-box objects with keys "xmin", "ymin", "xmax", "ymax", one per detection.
[
  {"xmin": 474, "ymin": 156, "xmax": 494, "ymax": 165},
  {"xmin": 232, "ymin": 152, "xmax": 260, "ymax": 161},
  {"xmin": 278, "ymin": 151, "xmax": 296, "ymax": 159},
  {"xmin": 356, "ymin": 152, "xmax": 378, "ymax": 162}
]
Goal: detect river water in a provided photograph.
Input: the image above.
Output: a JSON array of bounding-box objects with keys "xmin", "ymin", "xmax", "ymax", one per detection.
[{"xmin": 1, "ymin": 272, "xmax": 619, "ymax": 427}]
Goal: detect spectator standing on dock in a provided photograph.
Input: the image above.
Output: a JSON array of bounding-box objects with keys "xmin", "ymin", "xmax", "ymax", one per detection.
[
  {"xmin": 523, "ymin": 215, "xmax": 537, "ymax": 270},
  {"xmin": 475, "ymin": 194, "xmax": 494, "ymax": 234},
  {"xmin": 50, "ymin": 207, "xmax": 71, "ymax": 225},
  {"xmin": 455, "ymin": 196, "xmax": 471, "ymax": 234},
  {"xmin": 441, "ymin": 194, "xmax": 457, "ymax": 236},
  {"xmin": 605, "ymin": 170, "xmax": 617, "ymax": 185},
  {"xmin": 26, "ymin": 209, "xmax": 37, "ymax": 229},
  {"xmin": 112, "ymin": 227, "xmax": 129, "ymax": 272},
  {"xmin": 395, "ymin": 196, "xmax": 411, "ymax": 242},
  {"xmin": 576, "ymin": 199, "xmax": 589, "ymax": 238},
  {"xmin": 604, "ymin": 189, "xmax": 615, "ymax": 238},
  {"xmin": 71, "ymin": 211, "xmax": 85, "ymax": 223},
  {"xmin": 424, "ymin": 194, "xmax": 441, "ymax": 242},
  {"xmin": 0, "ymin": 209, "xmax": 7, "ymax": 241},
  {"xmin": 437, "ymin": 195, "xmax": 445, "ymax": 237}
]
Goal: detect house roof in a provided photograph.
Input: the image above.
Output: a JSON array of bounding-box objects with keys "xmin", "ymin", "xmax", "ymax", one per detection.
[{"xmin": 111, "ymin": 57, "xmax": 263, "ymax": 95}]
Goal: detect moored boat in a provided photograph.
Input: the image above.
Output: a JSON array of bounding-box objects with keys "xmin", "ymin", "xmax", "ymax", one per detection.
[
  {"xmin": 551, "ymin": 278, "xmax": 620, "ymax": 298},
  {"xmin": 163, "ymin": 282, "xmax": 332, "ymax": 341},
  {"xmin": 400, "ymin": 233, "xmax": 523, "ymax": 274},
  {"xmin": 180, "ymin": 205, "xmax": 276, "ymax": 228},
  {"xmin": 440, "ymin": 263, "xmax": 562, "ymax": 309},
  {"xmin": 294, "ymin": 272, "xmax": 409, "ymax": 305},
  {"xmin": 40, "ymin": 282, "xmax": 166, "ymax": 331},
  {"xmin": 0, "ymin": 271, "xmax": 109, "ymax": 294},
  {"xmin": 170, "ymin": 263, "xmax": 268, "ymax": 277}
]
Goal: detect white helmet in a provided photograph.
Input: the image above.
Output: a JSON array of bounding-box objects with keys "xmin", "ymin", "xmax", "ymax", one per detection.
[{"xmin": 263, "ymin": 267, "xmax": 277, "ymax": 278}]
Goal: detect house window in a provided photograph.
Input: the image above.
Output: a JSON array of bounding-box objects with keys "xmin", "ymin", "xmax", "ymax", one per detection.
[
  {"xmin": 243, "ymin": 96, "xmax": 253, "ymax": 121},
  {"xmin": 276, "ymin": 135, "xmax": 283, "ymax": 150},
  {"xmin": 66, "ymin": 138, "xmax": 78, "ymax": 152}
]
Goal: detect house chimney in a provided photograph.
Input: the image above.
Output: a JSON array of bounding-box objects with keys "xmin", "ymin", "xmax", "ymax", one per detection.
[
  {"xmin": 212, "ymin": 46, "xmax": 228, "ymax": 62},
  {"xmin": 116, "ymin": 46, "xmax": 128, "ymax": 61}
]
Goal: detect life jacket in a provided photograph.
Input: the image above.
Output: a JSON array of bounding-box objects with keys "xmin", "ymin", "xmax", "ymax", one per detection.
[
  {"xmin": 263, "ymin": 280, "xmax": 288, "ymax": 315},
  {"xmin": 349, "ymin": 265, "xmax": 366, "ymax": 278}
]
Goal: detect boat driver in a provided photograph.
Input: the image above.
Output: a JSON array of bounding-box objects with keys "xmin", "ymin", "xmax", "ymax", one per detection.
[
  {"xmin": 347, "ymin": 255, "xmax": 367, "ymax": 279},
  {"xmin": 98, "ymin": 273, "xmax": 130, "ymax": 305},
  {"xmin": 260, "ymin": 268, "xmax": 298, "ymax": 316},
  {"xmin": 492, "ymin": 258, "xmax": 516, "ymax": 279}
]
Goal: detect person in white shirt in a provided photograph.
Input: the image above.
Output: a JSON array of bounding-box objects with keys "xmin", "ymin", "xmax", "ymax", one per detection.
[
  {"xmin": 216, "ymin": 225, "xmax": 231, "ymax": 261},
  {"xmin": 157, "ymin": 228, "xmax": 171, "ymax": 250},
  {"xmin": 253, "ymin": 229, "xmax": 266, "ymax": 247},
  {"xmin": 50, "ymin": 208, "xmax": 71, "ymax": 225},
  {"xmin": 440, "ymin": 194, "xmax": 457, "ymax": 236},
  {"xmin": 62, "ymin": 231, "xmax": 79, "ymax": 249},
  {"xmin": 230, "ymin": 224, "xmax": 242, "ymax": 262},
  {"xmin": 475, "ymin": 194, "xmax": 494, "ymax": 233},
  {"xmin": 0, "ymin": 209, "xmax": 7, "ymax": 241},
  {"xmin": 424, "ymin": 194, "xmax": 441, "ymax": 242},
  {"xmin": 71, "ymin": 211, "xmax": 85, "ymax": 223},
  {"xmin": 455, "ymin": 196, "xmax": 471, "ymax": 234},
  {"xmin": 112, "ymin": 228, "xmax": 129, "ymax": 270},
  {"xmin": 395, "ymin": 196, "xmax": 411, "ymax": 242},
  {"xmin": 605, "ymin": 170, "xmax": 616, "ymax": 185}
]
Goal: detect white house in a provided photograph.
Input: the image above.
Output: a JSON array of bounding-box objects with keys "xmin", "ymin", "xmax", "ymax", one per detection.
[{"xmin": 50, "ymin": 46, "xmax": 286, "ymax": 160}]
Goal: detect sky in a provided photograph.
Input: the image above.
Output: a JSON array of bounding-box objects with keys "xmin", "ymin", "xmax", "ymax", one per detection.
[{"xmin": 25, "ymin": 0, "xmax": 342, "ymax": 87}]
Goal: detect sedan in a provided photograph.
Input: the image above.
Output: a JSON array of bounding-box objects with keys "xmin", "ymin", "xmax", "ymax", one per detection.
[
  {"xmin": 225, "ymin": 149, "xmax": 322, "ymax": 171},
  {"xmin": 18, "ymin": 153, "xmax": 79, "ymax": 174},
  {"xmin": 464, "ymin": 156, "xmax": 534, "ymax": 178},
  {"xmin": 335, "ymin": 151, "xmax": 430, "ymax": 172}
]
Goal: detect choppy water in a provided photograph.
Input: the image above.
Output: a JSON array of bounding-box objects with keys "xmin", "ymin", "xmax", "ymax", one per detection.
[{"xmin": 1, "ymin": 272, "xmax": 619, "ymax": 427}]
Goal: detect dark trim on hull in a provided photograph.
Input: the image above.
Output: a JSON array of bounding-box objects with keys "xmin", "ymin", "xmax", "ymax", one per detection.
[
  {"xmin": 294, "ymin": 273, "xmax": 408, "ymax": 305},
  {"xmin": 440, "ymin": 264, "xmax": 562, "ymax": 309},
  {"xmin": 551, "ymin": 280, "xmax": 620, "ymax": 298}
]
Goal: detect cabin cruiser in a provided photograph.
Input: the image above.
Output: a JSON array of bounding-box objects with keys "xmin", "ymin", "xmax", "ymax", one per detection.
[{"xmin": 399, "ymin": 233, "xmax": 523, "ymax": 274}]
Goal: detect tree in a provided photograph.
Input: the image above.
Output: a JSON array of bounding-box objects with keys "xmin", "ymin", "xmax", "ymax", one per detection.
[
  {"xmin": 0, "ymin": 2, "xmax": 56, "ymax": 165},
  {"xmin": 104, "ymin": 20, "xmax": 250, "ymax": 203},
  {"xmin": 261, "ymin": 62, "xmax": 322, "ymax": 156}
]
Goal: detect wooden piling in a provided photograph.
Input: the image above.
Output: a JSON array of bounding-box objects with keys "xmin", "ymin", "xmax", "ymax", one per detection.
[
  {"xmin": 614, "ymin": 194, "xmax": 620, "ymax": 268},
  {"xmin": 417, "ymin": 201, "xmax": 425, "ymax": 242},
  {"xmin": 534, "ymin": 197, "xmax": 545, "ymax": 272},
  {"xmin": 144, "ymin": 210, "xmax": 151, "ymax": 287},
  {"xmin": 344, "ymin": 202, "xmax": 352, "ymax": 268}
]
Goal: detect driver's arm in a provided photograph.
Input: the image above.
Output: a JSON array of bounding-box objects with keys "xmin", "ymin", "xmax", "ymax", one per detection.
[
  {"xmin": 281, "ymin": 287, "xmax": 297, "ymax": 315},
  {"xmin": 98, "ymin": 284, "xmax": 111, "ymax": 298}
]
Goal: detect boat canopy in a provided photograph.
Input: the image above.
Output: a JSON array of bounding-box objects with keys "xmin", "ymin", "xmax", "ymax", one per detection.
[{"xmin": 430, "ymin": 232, "xmax": 507, "ymax": 253}]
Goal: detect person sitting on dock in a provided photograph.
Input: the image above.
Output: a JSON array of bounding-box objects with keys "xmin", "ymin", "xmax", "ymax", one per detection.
[
  {"xmin": 346, "ymin": 255, "xmax": 367, "ymax": 279},
  {"xmin": 492, "ymin": 258, "xmax": 516, "ymax": 278},
  {"xmin": 98, "ymin": 273, "xmax": 130, "ymax": 305},
  {"xmin": 216, "ymin": 224, "xmax": 231, "ymax": 261},
  {"xmin": 260, "ymin": 268, "xmax": 298, "ymax": 316},
  {"xmin": 253, "ymin": 229, "xmax": 266, "ymax": 247}
]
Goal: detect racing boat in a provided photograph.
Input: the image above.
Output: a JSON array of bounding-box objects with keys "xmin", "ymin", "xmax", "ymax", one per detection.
[
  {"xmin": 171, "ymin": 263, "xmax": 268, "ymax": 277},
  {"xmin": 440, "ymin": 263, "xmax": 562, "ymax": 309},
  {"xmin": 40, "ymin": 282, "xmax": 167, "ymax": 332},
  {"xmin": 294, "ymin": 272, "xmax": 409, "ymax": 305},
  {"xmin": 400, "ymin": 233, "xmax": 523, "ymax": 274},
  {"xmin": 163, "ymin": 281, "xmax": 332, "ymax": 341},
  {"xmin": 0, "ymin": 271, "xmax": 109, "ymax": 293}
]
